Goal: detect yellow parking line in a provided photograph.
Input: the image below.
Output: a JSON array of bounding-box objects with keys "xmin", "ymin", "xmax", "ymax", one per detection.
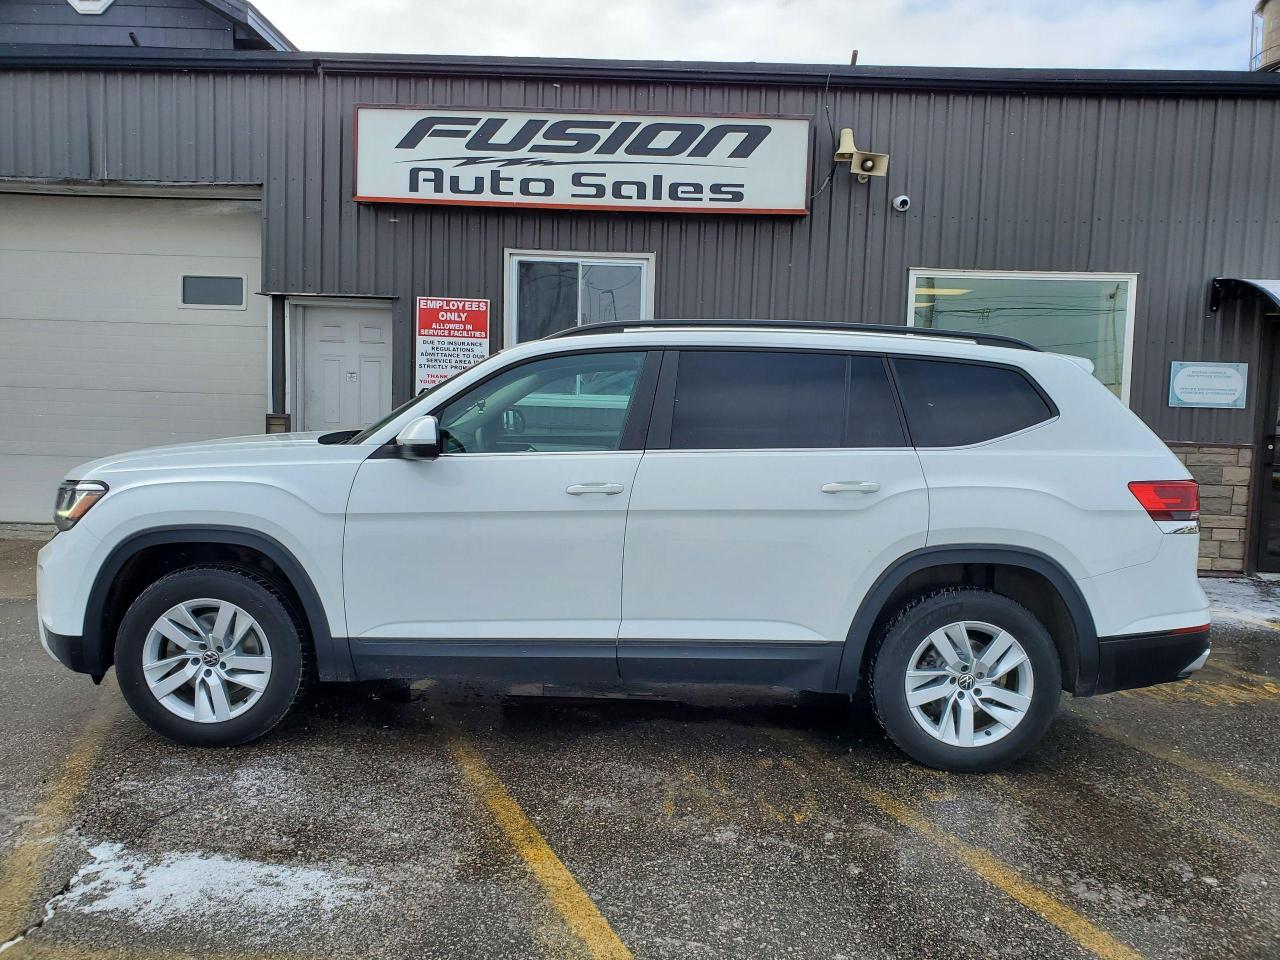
[
  {"xmin": 1115, "ymin": 675, "xmax": 1279, "ymax": 707},
  {"xmin": 779, "ymin": 735, "xmax": 1143, "ymax": 960},
  {"xmin": 447, "ymin": 737, "xmax": 632, "ymax": 960},
  {"xmin": 1206, "ymin": 660, "xmax": 1277, "ymax": 686},
  {"xmin": 1079, "ymin": 720, "xmax": 1280, "ymax": 811},
  {"xmin": 0, "ymin": 687, "xmax": 117, "ymax": 948}
]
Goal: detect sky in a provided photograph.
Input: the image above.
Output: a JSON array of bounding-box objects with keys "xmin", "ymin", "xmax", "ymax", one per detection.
[{"xmin": 255, "ymin": 0, "xmax": 1257, "ymax": 70}]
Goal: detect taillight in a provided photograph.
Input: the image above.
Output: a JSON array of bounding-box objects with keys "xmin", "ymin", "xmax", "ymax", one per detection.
[{"xmin": 1128, "ymin": 480, "xmax": 1199, "ymax": 522}]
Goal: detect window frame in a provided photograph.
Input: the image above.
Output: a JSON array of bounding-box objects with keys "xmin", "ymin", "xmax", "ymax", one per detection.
[
  {"xmin": 905, "ymin": 268, "xmax": 1138, "ymax": 405},
  {"xmin": 178, "ymin": 273, "xmax": 249, "ymax": 311},
  {"xmin": 503, "ymin": 249, "xmax": 656, "ymax": 346},
  {"xmin": 425, "ymin": 347, "xmax": 663, "ymax": 456},
  {"xmin": 646, "ymin": 347, "xmax": 912, "ymax": 452}
]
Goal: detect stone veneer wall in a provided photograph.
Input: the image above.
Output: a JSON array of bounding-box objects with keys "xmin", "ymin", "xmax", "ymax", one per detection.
[{"xmin": 1166, "ymin": 443, "xmax": 1253, "ymax": 574}]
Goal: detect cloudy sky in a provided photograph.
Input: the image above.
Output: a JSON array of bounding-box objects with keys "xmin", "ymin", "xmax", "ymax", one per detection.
[{"xmin": 256, "ymin": 0, "xmax": 1256, "ymax": 70}]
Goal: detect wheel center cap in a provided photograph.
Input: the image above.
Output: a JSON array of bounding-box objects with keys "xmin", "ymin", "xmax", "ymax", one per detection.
[
  {"xmin": 201, "ymin": 650, "xmax": 221, "ymax": 667},
  {"xmin": 957, "ymin": 674, "xmax": 975, "ymax": 691}
]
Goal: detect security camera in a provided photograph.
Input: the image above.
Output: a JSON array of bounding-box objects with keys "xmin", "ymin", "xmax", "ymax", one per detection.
[{"xmin": 891, "ymin": 194, "xmax": 911, "ymax": 212}]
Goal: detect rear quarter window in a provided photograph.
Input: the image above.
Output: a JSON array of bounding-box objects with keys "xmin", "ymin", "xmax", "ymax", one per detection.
[{"xmin": 892, "ymin": 358, "xmax": 1054, "ymax": 447}]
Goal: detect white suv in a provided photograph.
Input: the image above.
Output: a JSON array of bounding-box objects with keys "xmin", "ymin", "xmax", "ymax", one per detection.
[{"xmin": 36, "ymin": 321, "xmax": 1211, "ymax": 771}]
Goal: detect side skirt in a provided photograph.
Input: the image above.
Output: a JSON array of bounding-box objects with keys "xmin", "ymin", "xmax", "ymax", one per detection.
[
  {"xmin": 619, "ymin": 640, "xmax": 841, "ymax": 690},
  {"xmin": 348, "ymin": 639, "xmax": 620, "ymax": 684},
  {"xmin": 344, "ymin": 638, "xmax": 843, "ymax": 691}
]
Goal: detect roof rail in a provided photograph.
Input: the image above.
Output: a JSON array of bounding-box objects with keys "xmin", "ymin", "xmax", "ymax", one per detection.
[{"xmin": 545, "ymin": 319, "xmax": 1040, "ymax": 351}]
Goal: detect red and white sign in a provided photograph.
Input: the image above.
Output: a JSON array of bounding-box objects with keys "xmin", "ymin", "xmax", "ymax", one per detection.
[{"xmin": 415, "ymin": 297, "xmax": 490, "ymax": 392}]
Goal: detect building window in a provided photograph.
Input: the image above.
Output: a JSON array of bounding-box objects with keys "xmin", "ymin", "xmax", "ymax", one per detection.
[
  {"xmin": 907, "ymin": 270, "xmax": 1137, "ymax": 401},
  {"xmin": 505, "ymin": 251, "xmax": 654, "ymax": 344},
  {"xmin": 181, "ymin": 275, "xmax": 246, "ymax": 309}
]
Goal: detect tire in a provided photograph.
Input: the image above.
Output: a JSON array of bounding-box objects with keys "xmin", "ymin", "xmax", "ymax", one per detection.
[
  {"xmin": 869, "ymin": 588, "xmax": 1061, "ymax": 773},
  {"xmin": 115, "ymin": 565, "xmax": 309, "ymax": 747}
]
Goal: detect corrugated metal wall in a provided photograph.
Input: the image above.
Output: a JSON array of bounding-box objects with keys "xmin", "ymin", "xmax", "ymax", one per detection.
[{"xmin": 1, "ymin": 65, "xmax": 1277, "ymax": 442}]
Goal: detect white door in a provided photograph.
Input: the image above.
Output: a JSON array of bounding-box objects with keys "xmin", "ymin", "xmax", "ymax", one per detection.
[
  {"xmin": 0, "ymin": 193, "xmax": 265, "ymax": 522},
  {"xmin": 619, "ymin": 349, "xmax": 929, "ymax": 678},
  {"xmin": 343, "ymin": 349, "xmax": 654, "ymax": 648},
  {"xmin": 298, "ymin": 303, "xmax": 392, "ymax": 431}
]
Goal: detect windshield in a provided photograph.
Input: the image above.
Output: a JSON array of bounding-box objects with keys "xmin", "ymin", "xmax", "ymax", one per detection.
[{"xmin": 345, "ymin": 362, "xmax": 483, "ymax": 444}]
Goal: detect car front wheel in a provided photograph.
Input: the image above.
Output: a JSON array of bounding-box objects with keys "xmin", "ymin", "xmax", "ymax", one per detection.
[
  {"xmin": 116, "ymin": 565, "xmax": 308, "ymax": 746},
  {"xmin": 870, "ymin": 588, "xmax": 1062, "ymax": 772}
]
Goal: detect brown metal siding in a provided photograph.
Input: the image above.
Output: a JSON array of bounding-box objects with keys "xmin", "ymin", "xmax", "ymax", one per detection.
[{"xmin": 0, "ymin": 66, "xmax": 1277, "ymax": 440}]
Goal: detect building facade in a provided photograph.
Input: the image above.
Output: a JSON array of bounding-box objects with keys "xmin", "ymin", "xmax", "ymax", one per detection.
[{"xmin": 1, "ymin": 1, "xmax": 1279, "ymax": 573}]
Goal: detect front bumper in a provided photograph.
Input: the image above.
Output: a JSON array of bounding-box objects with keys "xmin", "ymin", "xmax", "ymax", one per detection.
[
  {"xmin": 37, "ymin": 525, "xmax": 104, "ymax": 678},
  {"xmin": 1093, "ymin": 625, "xmax": 1211, "ymax": 696},
  {"xmin": 39, "ymin": 619, "xmax": 90, "ymax": 675}
]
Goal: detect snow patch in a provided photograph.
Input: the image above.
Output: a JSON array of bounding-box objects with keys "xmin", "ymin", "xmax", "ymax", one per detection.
[
  {"xmin": 1201, "ymin": 577, "xmax": 1280, "ymax": 626},
  {"xmin": 61, "ymin": 841, "xmax": 366, "ymax": 930}
]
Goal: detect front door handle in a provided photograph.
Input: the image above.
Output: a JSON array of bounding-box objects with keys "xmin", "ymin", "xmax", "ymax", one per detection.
[
  {"xmin": 566, "ymin": 482, "xmax": 625, "ymax": 496},
  {"xmin": 821, "ymin": 480, "xmax": 881, "ymax": 494}
]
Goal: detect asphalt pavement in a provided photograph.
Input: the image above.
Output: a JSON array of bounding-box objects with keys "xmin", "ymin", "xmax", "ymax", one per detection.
[{"xmin": 0, "ymin": 537, "xmax": 1276, "ymax": 960}]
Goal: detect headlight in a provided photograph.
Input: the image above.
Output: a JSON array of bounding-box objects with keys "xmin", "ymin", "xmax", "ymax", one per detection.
[{"xmin": 54, "ymin": 480, "xmax": 108, "ymax": 531}]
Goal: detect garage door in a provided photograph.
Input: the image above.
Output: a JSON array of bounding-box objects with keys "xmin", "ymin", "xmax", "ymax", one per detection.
[{"xmin": 0, "ymin": 193, "xmax": 266, "ymax": 522}]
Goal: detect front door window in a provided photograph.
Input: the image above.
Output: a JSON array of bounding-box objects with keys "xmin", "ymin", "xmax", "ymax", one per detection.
[{"xmin": 436, "ymin": 351, "xmax": 647, "ymax": 453}]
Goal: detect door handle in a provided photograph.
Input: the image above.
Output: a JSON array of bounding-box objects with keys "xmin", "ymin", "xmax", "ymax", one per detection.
[
  {"xmin": 566, "ymin": 482, "xmax": 625, "ymax": 496},
  {"xmin": 821, "ymin": 480, "xmax": 881, "ymax": 494}
]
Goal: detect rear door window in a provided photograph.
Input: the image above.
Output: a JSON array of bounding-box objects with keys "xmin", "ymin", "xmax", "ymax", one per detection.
[
  {"xmin": 665, "ymin": 350, "xmax": 904, "ymax": 450},
  {"xmin": 891, "ymin": 358, "xmax": 1054, "ymax": 447}
]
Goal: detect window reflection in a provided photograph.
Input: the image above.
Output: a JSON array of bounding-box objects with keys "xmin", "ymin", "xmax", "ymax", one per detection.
[{"xmin": 911, "ymin": 273, "xmax": 1131, "ymax": 398}]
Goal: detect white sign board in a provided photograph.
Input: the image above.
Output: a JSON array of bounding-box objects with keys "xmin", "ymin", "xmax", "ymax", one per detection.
[
  {"xmin": 355, "ymin": 106, "xmax": 812, "ymax": 215},
  {"xmin": 416, "ymin": 297, "xmax": 490, "ymax": 392},
  {"xmin": 1168, "ymin": 361, "xmax": 1248, "ymax": 409}
]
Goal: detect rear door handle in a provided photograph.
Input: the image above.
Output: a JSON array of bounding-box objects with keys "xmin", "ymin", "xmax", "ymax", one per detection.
[
  {"xmin": 821, "ymin": 480, "xmax": 881, "ymax": 494},
  {"xmin": 566, "ymin": 482, "xmax": 625, "ymax": 496}
]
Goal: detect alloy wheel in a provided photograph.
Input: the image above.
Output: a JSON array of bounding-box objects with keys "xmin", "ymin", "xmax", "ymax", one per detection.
[
  {"xmin": 903, "ymin": 620, "xmax": 1035, "ymax": 748},
  {"xmin": 141, "ymin": 598, "xmax": 273, "ymax": 723}
]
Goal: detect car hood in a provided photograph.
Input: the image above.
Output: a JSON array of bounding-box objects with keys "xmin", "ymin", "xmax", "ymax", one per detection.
[{"xmin": 67, "ymin": 431, "xmax": 341, "ymax": 479}]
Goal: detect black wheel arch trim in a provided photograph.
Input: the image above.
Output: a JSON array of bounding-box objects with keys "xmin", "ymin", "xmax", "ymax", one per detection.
[
  {"xmin": 834, "ymin": 545, "xmax": 1100, "ymax": 697},
  {"xmin": 82, "ymin": 525, "xmax": 354, "ymax": 682}
]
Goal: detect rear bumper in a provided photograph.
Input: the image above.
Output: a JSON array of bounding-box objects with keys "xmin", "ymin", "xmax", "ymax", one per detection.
[{"xmin": 1093, "ymin": 625, "xmax": 1211, "ymax": 696}]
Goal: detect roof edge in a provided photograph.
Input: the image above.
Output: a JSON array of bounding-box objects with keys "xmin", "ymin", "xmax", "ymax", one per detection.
[
  {"xmin": 1, "ymin": 45, "xmax": 1279, "ymax": 96},
  {"xmin": 195, "ymin": 0, "xmax": 295, "ymax": 51}
]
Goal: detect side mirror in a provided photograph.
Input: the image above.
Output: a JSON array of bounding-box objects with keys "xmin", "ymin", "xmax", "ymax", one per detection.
[{"xmin": 395, "ymin": 415, "xmax": 441, "ymax": 460}]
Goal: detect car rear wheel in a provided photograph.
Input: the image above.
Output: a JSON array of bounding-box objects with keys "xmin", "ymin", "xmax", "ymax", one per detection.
[
  {"xmin": 116, "ymin": 565, "xmax": 308, "ymax": 746},
  {"xmin": 870, "ymin": 588, "xmax": 1061, "ymax": 772}
]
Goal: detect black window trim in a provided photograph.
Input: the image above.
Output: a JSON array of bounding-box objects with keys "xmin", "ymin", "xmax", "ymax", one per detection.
[
  {"xmin": 647, "ymin": 346, "xmax": 913, "ymax": 453},
  {"xmin": 418, "ymin": 346, "xmax": 663, "ymax": 455},
  {"xmin": 888, "ymin": 354, "xmax": 1059, "ymax": 449}
]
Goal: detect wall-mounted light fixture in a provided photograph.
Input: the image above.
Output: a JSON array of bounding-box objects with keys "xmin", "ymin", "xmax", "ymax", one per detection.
[{"xmin": 833, "ymin": 128, "xmax": 889, "ymax": 183}]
